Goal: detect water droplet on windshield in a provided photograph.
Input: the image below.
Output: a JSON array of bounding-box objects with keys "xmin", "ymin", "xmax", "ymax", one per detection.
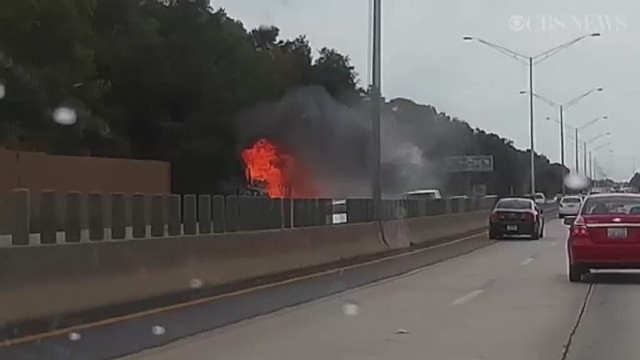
[
  {"xmin": 152, "ymin": 325, "xmax": 166, "ymax": 335},
  {"xmin": 68, "ymin": 332, "xmax": 81, "ymax": 341},
  {"xmin": 190, "ymin": 278, "xmax": 203, "ymax": 288},
  {"xmin": 0, "ymin": 83, "xmax": 5, "ymax": 99},
  {"xmin": 564, "ymin": 174, "xmax": 590, "ymax": 191},
  {"xmin": 52, "ymin": 107, "xmax": 77, "ymax": 125},
  {"xmin": 342, "ymin": 302, "xmax": 360, "ymax": 317},
  {"xmin": 395, "ymin": 328, "xmax": 409, "ymax": 334}
]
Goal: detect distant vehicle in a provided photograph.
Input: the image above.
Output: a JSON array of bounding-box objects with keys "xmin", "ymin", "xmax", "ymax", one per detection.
[
  {"xmin": 489, "ymin": 197, "xmax": 545, "ymax": 240},
  {"xmin": 565, "ymin": 193, "xmax": 640, "ymax": 282},
  {"xmin": 558, "ymin": 195, "xmax": 582, "ymax": 218},
  {"xmin": 533, "ymin": 193, "xmax": 546, "ymax": 204},
  {"xmin": 449, "ymin": 195, "xmax": 470, "ymax": 200},
  {"xmin": 403, "ymin": 189, "xmax": 442, "ymax": 200}
]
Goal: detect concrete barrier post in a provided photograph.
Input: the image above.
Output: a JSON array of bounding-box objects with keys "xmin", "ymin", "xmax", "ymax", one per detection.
[
  {"xmin": 151, "ymin": 194, "xmax": 165, "ymax": 237},
  {"xmin": 198, "ymin": 195, "xmax": 212, "ymax": 234},
  {"xmin": 88, "ymin": 192, "xmax": 105, "ymax": 241},
  {"xmin": 212, "ymin": 195, "xmax": 225, "ymax": 233},
  {"xmin": 111, "ymin": 193, "xmax": 126, "ymax": 239},
  {"xmin": 40, "ymin": 190, "xmax": 57, "ymax": 244},
  {"xmin": 167, "ymin": 195, "xmax": 181, "ymax": 236},
  {"xmin": 132, "ymin": 193, "xmax": 146, "ymax": 238},
  {"xmin": 183, "ymin": 194, "xmax": 197, "ymax": 235},
  {"xmin": 224, "ymin": 195, "xmax": 238, "ymax": 232},
  {"xmin": 11, "ymin": 189, "xmax": 30, "ymax": 245},
  {"xmin": 65, "ymin": 191, "xmax": 82, "ymax": 243},
  {"xmin": 283, "ymin": 198, "xmax": 293, "ymax": 228}
]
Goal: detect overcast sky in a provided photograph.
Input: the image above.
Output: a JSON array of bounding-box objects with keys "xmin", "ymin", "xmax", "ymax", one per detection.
[{"xmin": 215, "ymin": 0, "xmax": 637, "ymax": 181}]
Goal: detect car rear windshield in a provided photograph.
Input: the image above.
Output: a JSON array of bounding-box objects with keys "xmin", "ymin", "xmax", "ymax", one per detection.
[
  {"xmin": 496, "ymin": 200, "xmax": 531, "ymax": 210},
  {"xmin": 562, "ymin": 197, "xmax": 581, "ymax": 204},
  {"xmin": 582, "ymin": 197, "xmax": 640, "ymax": 215}
]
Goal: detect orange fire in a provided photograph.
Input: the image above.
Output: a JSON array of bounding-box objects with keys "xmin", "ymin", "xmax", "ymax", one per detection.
[{"xmin": 241, "ymin": 139, "xmax": 316, "ymax": 198}]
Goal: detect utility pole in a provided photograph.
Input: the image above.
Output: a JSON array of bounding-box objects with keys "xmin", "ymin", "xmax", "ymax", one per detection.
[
  {"xmin": 575, "ymin": 128, "xmax": 580, "ymax": 174},
  {"xmin": 371, "ymin": 0, "xmax": 382, "ymax": 219}
]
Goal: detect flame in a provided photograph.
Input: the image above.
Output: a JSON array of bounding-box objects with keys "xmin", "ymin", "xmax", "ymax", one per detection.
[{"xmin": 241, "ymin": 139, "xmax": 316, "ymax": 198}]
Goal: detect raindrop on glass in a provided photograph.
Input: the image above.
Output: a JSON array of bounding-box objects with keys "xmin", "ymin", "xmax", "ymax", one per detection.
[
  {"xmin": 52, "ymin": 107, "xmax": 77, "ymax": 125},
  {"xmin": 68, "ymin": 332, "xmax": 81, "ymax": 341},
  {"xmin": 564, "ymin": 174, "xmax": 590, "ymax": 191},
  {"xmin": 190, "ymin": 278, "xmax": 203, "ymax": 289},
  {"xmin": 342, "ymin": 302, "xmax": 360, "ymax": 317},
  {"xmin": 152, "ymin": 325, "xmax": 166, "ymax": 335},
  {"xmin": 0, "ymin": 83, "xmax": 5, "ymax": 99}
]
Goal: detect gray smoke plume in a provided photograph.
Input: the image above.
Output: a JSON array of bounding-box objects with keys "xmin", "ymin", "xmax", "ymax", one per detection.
[{"xmin": 236, "ymin": 85, "xmax": 442, "ymax": 198}]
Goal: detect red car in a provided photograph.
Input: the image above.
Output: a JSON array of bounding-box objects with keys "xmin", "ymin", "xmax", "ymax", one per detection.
[{"xmin": 566, "ymin": 193, "xmax": 640, "ymax": 282}]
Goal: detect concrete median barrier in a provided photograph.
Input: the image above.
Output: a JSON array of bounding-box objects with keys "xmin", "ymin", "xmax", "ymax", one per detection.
[
  {"xmin": 0, "ymin": 207, "xmax": 499, "ymax": 329},
  {"xmin": 383, "ymin": 210, "xmax": 490, "ymax": 248}
]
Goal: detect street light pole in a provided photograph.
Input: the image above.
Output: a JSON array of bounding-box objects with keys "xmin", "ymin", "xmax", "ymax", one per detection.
[
  {"xmin": 528, "ymin": 57, "xmax": 535, "ymax": 193},
  {"xmin": 583, "ymin": 142, "xmax": 588, "ymax": 176},
  {"xmin": 463, "ymin": 33, "xmax": 600, "ymax": 196},
  {"xmin": 559, "ymin": 106, "xmax": 565, "ymax": 192},
  {"xmin": 371, "ymin": 0, "xmax": 382, "ymax": 219},
  {"xmin": 575, "ymin": 128, "xmax": 580, "ymax": 173}
]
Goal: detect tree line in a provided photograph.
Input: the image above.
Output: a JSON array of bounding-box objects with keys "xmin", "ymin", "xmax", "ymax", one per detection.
[{"xmin": 0, "ymin": 0, "xmax": 566, "ymax": 196}]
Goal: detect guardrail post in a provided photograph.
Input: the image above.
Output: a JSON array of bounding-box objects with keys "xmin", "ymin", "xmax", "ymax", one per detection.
[
  {"xmin": 88, "ymin": 192, "xmax": 104, "ymax": 241},
  {"xmin": 132, "ymin": 193, "xmax": 146, "ymax": 238},
  {"xmin": 212, "ymin": 195, "xmax": 225, "ymax": 233},
  {"xmin": 225, "ymin": 195, "xmax": 238, "ymax": 232},
  {"xmin": 65, "ymin": 191, "xmax": 81, "ymax": 243},
  {"xmin": 12, "ymin": 189, "xmax": 30, "ymax": 245},
  {"xmin": 151, "ymin": 194, "xmax": 165, "ymax": 237},
  {"xmin": 198, "ymin": 194, "xmax": 212, "ymax": 234},
  {"xmin": 183, "ymin": 194, "xmax": 197, "ymax": 235},
  {"xmin": 40, "ymin": 190, "xmax": 57, "ymax": 244},
  {"xmin": 167, "ymin": 194, "xmax": 181, "ymax": 236},
  {"xmin": 111, "ymin": 193, "xmax": 126, "ymax": 239}
]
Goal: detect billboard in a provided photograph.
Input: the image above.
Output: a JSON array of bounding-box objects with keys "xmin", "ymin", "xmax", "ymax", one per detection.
[{"xmin": 445, "ymin": 156, "xmax": 494, "ymax": 172}]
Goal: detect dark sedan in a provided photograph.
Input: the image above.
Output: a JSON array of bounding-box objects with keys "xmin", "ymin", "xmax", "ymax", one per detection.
[{"xmin": 489, "ymin": 197, "xmax": 545, "ymax": 240}]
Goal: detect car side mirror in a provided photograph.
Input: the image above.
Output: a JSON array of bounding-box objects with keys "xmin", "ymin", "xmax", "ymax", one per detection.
[{"xmin": 564, "ymin": 216, "xmax": 576, "ymax": 226}]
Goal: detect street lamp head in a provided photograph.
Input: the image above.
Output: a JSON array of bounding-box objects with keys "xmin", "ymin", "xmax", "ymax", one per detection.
[
  {"xmin": 603, "ymin": 116, "xmax": 608, "ymax": 119},
  {"xmin": 463, "ymin": 36, "xmax": 474, "ymax": 42},
  {"xmin": 519, "ymin": 90, "xmax": 528, "ymax": 95},
  {"xmin": 590, "ymin": 33, "xmax": 602, "ymax": 37},
  {"xmin": 596, "ymin": 87, "xmax": 604, "ymax": 91}
]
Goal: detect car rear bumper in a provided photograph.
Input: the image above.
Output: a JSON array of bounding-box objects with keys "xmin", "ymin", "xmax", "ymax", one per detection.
[
  {"xmin": 558, "ymin": 208, "xmax": 579, "ymax": 216},
  {"xmin": 491, "ymin": 222, "xmax": 536, "ymax": 234},
  {"xmin": 570, "ymin": 239, "xmax": 640, "ymax": 265}
]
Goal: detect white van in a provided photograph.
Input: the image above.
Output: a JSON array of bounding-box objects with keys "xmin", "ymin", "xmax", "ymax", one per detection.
[{"xmin": 403, "ymin": 189, "xmax": 443, "ymax": 200}]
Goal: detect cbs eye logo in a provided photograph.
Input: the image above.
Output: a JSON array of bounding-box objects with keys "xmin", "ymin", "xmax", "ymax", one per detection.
[{"xmin": 508, "ymin": 15, "xmax": 527, "ymax": 31}]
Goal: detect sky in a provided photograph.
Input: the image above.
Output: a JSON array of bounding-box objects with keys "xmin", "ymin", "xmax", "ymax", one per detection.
[{"xmin": 214, "ymin": 0, "xmax": 638, "ymax": 181}]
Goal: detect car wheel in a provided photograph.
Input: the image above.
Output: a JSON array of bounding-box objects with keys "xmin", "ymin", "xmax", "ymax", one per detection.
[
  {"xmin": 489, "ymin": 226, "xmax": 501, "ymax": 240},
  {"xmin": 531, "ymin": 224, "xmax": 540, "ymax": 240},
  {"xmin": 569, "ymin": 264, "xmax": 588, "ymax": 283}
]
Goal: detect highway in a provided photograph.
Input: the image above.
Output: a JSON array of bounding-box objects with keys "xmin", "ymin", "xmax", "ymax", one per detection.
[
  {"xmin": 5, "ymin": 218, "xmax": 640, "ymax": 359},
  {"xmin": 126, "ymin": 219, "xmax": 640, "ymax": 360}
]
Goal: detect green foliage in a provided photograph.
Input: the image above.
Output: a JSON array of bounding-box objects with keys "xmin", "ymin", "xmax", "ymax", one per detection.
[{"xmin": 0, "ymin": 0, "xmax": 565, "ymax": 195}]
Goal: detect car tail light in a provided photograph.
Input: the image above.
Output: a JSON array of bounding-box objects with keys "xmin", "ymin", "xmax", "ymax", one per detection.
[
  {"xmin": 571, "ymin": 217, "xmax": 589, "ymax": 237},
  {"xmin": 490, "ymin": 212, "xmax": 500, "ymax": 223},
  {"xmin": 522, "ymin": 212, "xmax": 535, "ymax": 223}
]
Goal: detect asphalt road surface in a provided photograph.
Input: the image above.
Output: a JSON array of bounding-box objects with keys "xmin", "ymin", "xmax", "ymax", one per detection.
[{"xmin": 126, "ymin": 219, "xmax": 640, "ymax": 360}]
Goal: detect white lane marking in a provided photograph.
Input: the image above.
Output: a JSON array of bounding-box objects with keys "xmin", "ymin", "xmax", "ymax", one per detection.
[
  {"xmin": 521, "ymin": 257, "xmax": 534, "ymax": 266},
  {"xmin": 451, "ymin": 289, "xmax": 484, "ymax": 305}
]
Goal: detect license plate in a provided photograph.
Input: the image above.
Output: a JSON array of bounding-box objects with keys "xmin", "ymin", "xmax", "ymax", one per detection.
[
  {"xmin": 608, "ymin": 228, "xmax": 628, "ymax": 239},
  {"xmin": 507, "ymin": 225, "xmax": 518, "ymax": 231}
]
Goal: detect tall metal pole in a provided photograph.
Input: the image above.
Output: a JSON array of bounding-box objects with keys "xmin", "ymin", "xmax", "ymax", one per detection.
[
  {"xmin": 529, "ymin": 57, "xmax": 536, "ymax": 194},
  {"xmin": 559, "ymin": 106, "xmax": 565, "ymax": 193},
  {"xmin": 371, "ymin": 0, "xmax": 382, "ymax": 219},
  {"xmin": 589, "ymin": 150, "xmax": 594, "ymax": 180},
  {"xmin": 575, "ymin": 128, "xmax": 580, "ymax": 173},
  {"xmin": 583, "ymin": 142, "xmax": 588, "ymax": 176}
]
